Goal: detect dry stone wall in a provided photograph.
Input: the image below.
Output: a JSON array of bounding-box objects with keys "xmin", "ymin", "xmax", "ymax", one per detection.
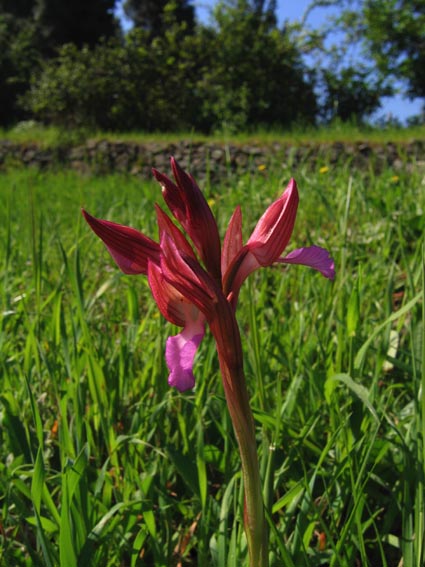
[{"xmin": 0, "ymin": 139, "xmax": 424, "ymax": 179}]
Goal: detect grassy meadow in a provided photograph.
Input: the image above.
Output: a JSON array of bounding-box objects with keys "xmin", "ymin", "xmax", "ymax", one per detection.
[
  {"xmin": 2, "ymin": 121, "xmax": 425, "ymax": 148},
  {"xmin": 0, "ymin": 150, "xmax": 424, "ymax": 566}
]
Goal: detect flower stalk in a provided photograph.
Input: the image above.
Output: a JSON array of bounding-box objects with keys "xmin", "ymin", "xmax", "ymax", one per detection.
[
  {"xmin": 82, "ymin": 158, "xmax": 334, "ymax": 566},
  {"xmin": 212, "ymin": 308, "xmax": 268, "ymax": 565}
]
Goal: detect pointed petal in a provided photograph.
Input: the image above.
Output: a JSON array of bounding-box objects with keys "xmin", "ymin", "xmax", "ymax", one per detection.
[
  {"xmin": 152, "ymin": 169, "xmax": 186, "ymax": 224},
  {"xmin": 280, "ymin": 246, "xmax": 335, "ymax": 280},
  {"xmin": 82, "ymin": 209, "xmax": 160, "ymax": 274},
  {"xmin": 155, "ymin": 205, "xmax": 196, "ymax": 260},
  {"xmin": 223, "ymin": 179, "xmax": 298, "ymax": 299},
  {"xmin": 160, "ymin": 232, "xmax": 218, "ymax": 320},
  {"xmin": 148, "ymin": 260, "xmax": 191, "ymax": 326},
  {"xmin": 153, "ymin": 159, "xmax": 222, "ymax": 279},
  {"xmin": 223, "ymin": 246, "xmax": 258, "ymax": 305},
  {"xmin": 170, "ymin": 160, "xmax": 221, "ymax": 263},
  {"xmin": 222, "ymin": 206, "xmax": 243, "ymax": 275},
  {"xmin": 165, "ymin": 318, "xmax": 206, "ymax": 391},
  {"xmin": 247, "ymin": 178, "xmax": 299, "ymax": 266}
]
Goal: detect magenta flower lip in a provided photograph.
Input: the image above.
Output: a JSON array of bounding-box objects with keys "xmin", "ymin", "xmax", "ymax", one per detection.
[{"xmin": 82, "ymin": 158, "xmax": 335, "ymax": 392}]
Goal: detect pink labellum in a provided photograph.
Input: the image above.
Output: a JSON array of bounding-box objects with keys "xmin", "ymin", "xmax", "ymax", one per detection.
[
  {"xmin": 280, "ymin": 245, "xmax": 336, "ymax": 280},
  {"xmin": 165, "ymin": 319, "xmax": 206, "ymax": 392}
]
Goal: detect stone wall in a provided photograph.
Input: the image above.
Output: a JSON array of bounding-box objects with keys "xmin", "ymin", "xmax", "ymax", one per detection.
[{"xmin": 0, "ymin": 139, "xmax": 424, "ymax": 179}]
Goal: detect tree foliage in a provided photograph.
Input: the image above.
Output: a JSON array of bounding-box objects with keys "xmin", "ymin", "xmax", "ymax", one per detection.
[
  {"xmin": 247, "ymin": 0, "xmax": 277, "ymax": 28},
  {"xmin": 320, "ymin": 66, "xmax": 389, "ymax": 122},
  {"xmin": 0, "ymin": 0, "xmax": 120, "ymax": 125},
  {"xmin": 24, "ymin": 0, "xmax": 317, "ymax": 132},
  {"xmin": 24, "ymin": 20, "xmax": 209, "ymax": 131},
  {"xmin": 0, "ymin": 0, "xmax": 34, "ymax": 18},
  {"xmin": 202, "ymin": 0, "xmax": 317, "ymax": 131},
  {"xmin": 3, "ymin": 0, "xmax": 424, "ymax": 130},
  {"xmin": 33, "ymin": 0, "xmax": 119, "ymax": 52},
  {"xmin": 305, "ymin": 0, "xmax": 425, "ymax": 101},
  {"xmin": 0, "ymin": 14, "xmax": 41, "ymax": 125},
  {"xmin": 0, "ymin": 0, "xmax": 119, "ymax": 54},
  {"xmin": 123, "ymin": 0, "xmax": 195, "ymax": 38},
  {"xmin": 361, "ymin": 0, "xmax": 425, "ymax": 98}
]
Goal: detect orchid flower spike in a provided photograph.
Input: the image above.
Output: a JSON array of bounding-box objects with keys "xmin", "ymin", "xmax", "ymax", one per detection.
[{"xmin": 83, "ymin": 158, "xmax": 335, "ymax": 392}]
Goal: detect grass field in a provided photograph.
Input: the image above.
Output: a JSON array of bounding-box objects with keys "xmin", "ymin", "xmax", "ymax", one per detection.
[
  {"xmin": 0, "ymin": 152, "xmax": 424, "ymax": 566},
  {"xmin": 2, "ymin": 121, "xmax": 425, "ymax": 148}
]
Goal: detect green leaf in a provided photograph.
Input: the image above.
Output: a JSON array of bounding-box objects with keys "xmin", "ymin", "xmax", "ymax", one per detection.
[
  {"xmin": 329, "ymin": 373, "xmax": 379, "ymax": 423},
  {"xmin": 355, "ymin": 294, "xmax": 421, "ymax": 369},
  {"xmin": 166, "ymin": 445, "xmax": 199, "ymax": 499}
]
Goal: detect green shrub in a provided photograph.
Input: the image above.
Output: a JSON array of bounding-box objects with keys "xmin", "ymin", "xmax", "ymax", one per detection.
[
  {"xmin": 25, "ymin": 25, "xmax": 207, "ymax": 131},
  {"xmin": 25, "ymin": 2, "xmax": 318, "ymax": 133},
  {"xmin": 0, "ymin": 14, "xmax": 41, "ymax": 126}
]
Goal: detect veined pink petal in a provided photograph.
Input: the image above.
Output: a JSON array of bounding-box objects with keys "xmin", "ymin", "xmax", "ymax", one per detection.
[
  {"xmin": 279, "ymin": 246, "xmax": 335, "ymax": 280},
  {"xmin": 160, "ymin": 232, "xmax": 217, "ymax": 321},
  {"xmin": 224, "ymin": 243, "xmax": 335, "ymax": 306},
  {"xmin": 151, "ymin": 169, "xmax": 186, "ymax": 224},
  {"xmin": 222, "ymin": 181, "xmax": 298, "ymax": 299},
  {"xmin": 166, "ymin": 317, "xmax": 206, "ymax": 391},
  {"xmin": 223, "ymin": 246, "xmax": 256, "ymax": 305},
  {"xmin": 82, "ymin": 209, "xmax": 160, "ymax": 274},
  {"xmin": 222, "ymin": 206, "xmax": 243, "ymax": 275},
  {"xmin": 153, "ymin": 159, "xmax": 222, "ymax": 280},
  {"xmin": 247, "ymin": 178, "xmax": 299, "ymax": 265},
  {"xmin": 148, "ymin": 260, "xmax": 199, "ymax": 327},
  {"xmin": 155, "ymin": 205, "xmax": 196, "ymax": 260}
]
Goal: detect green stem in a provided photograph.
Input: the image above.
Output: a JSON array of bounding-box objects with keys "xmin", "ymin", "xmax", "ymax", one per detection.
[{"xmin": 212, "ymin": 306, "xmax": 268, "ymax": 566}]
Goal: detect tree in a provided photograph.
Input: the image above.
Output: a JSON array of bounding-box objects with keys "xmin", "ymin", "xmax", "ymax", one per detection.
[
  {"xmin": 0, "ymin": 0, "xmax": 119, "ymax": 54},
  {"xmin": 361, "ymin": 0, "xmax": 425, "ymax": 98},
  {"xmin": 0, "ymin": 13, "xmax": 41, "ymax": 125},
  {"xmin": 320, "ymin": 66, "xmax": 388, "ymax": 122},
  {"xmin": 0, "ymin": 0, "xmax": 33, "ymax": 18},
  {"xmin": 302, "ymin": 0, "xmax": 425, "ymax": 101},
  {"xmin": 33, "ymin": 0, "xmax": 119, "ymax": 52},
  {"xmin": 201, "ymin": 0, "xmax": 317, "ymax": 131},
  {"xmin": 25, "ymin": 23, "xmax": 208, "ymax": 132},
  {"xmin": 250, "ymin": 0, "xmax": 277, "ymax": 28},
  {"xmin": 123, "ymin": 0, "xmax": 195, "ymax": 38},
  {"xmin": 24, "ymin": 0, "xmax": 319, "ymax": 132}
]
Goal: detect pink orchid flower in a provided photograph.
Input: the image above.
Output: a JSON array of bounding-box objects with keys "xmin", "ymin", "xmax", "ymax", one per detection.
[
  {"xmin": 83, "ymin": 157, "xmax": 334, "ymax": 566},
  {"xmin": 82, "ymin": 158, "xmax": 334, "ymax": 393}
]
